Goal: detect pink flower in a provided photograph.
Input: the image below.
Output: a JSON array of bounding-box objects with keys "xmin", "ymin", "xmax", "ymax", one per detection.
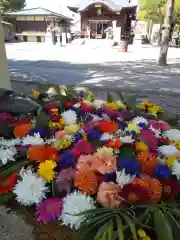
[
  {"xmin": 56, "ymin": 168, "xmax": 75, "ymax": 193},
  {"xmin": 77, "ymin": 155, "xmax": 94, "ymax": 170},
  {"xmin": 139, "ymin": 129, "xmax": 158, "ymax": 152},
  {"xmin": 97, "ymin": 182, "xmax": 123, "ymax": 208},
  {"xmin": 83, "ymin": 121, "xmax": 99, "ymax": 132},
  {"xmin": 55, "ymin": 130, "xmax": 68, "ymax": 140},
  {"xmin": 74, "ymin": 140, "xmax": 93, "ymax": 155},
  {"xmin": 149, "ymin": 120, "xmax": 170, "ymax": 131},
  {"xmin": 36, "ymin": 198, "xmax": 63, "ymax": 223},
  {"xmin": 91, "ymin": 154, "xmax": 117, "ymax": 174},
  {"xmin": 0, "ymin": 113, "xmax": 14, "ymax": 124}
]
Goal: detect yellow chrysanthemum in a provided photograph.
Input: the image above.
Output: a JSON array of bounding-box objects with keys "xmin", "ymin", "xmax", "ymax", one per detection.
[
  {"xmin": 53, "ymin": 137, "xmax": 72, "ymax": 150},
  {"xmin": 82, "ymin": 132, "xmax": 87, "ymax": 140},
  {"xmin": 87, "ymin": 92, "xmax": 94, "ymax": 102},
  {"xmin": 166, "ymin": 156, "xmax": 176, "ymax": 168},
  {"xmin": 138, "ymin": 229, "xmax": 146, "ymax": 238},
  {"xmin": 96, "ymin": 146, "xmax": 114, "ymax": 156},
  {"xmin": 105, "ymin": 102, "xmax": 118, "ymax": 110},
  {"xmin": 32, "ymin": 89, "xmax": 40, "ymax": 99},
  {"xmin": 175, "ymin": 141, "xmax": 180, "ymax": 150},
  {"xmin": 51, "ymin": 108, "xmax": 59, "ymax": 116},
  {"xmin": 126, "ymin": 123, "xmax": 140, "ymax": 134},
  {"xmin": 64, "ymin": 124, "xmax": 80, "ymax": 134},
  {"xmin": 140, "ymin": 99, "xmax": 153, "ymax": 110},
  {"xmin": 135, "ymin": 142, "xmax": 149, "ymax": 152},
  {"xmin": 148, "ymin": 105, "xmax": 163, "ymax": 116},
  {"xmin": 49, "ymin": 118, "xmax": 64, "ymax": 130},
  {"xmin": 38, "ymin": 160, "xmax": 57, "ymax": 182}
]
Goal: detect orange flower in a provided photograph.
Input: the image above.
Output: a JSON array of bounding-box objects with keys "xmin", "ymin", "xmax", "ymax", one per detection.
[
  {"xmin": 27, "ymin": 145, "xmax": 58, "ymax": 162},
  {"xmin": 97, "ymin": 120, "xmax": 119, "ymax": 134},
  {"xmin": 74, "ymin": 169, "xmax": 98, "ymax": 195},
  {"xmin": 76, "ymin": 155, "xmax": 94, "ymax": 170},
  {"xmin": 97, "ymin": 182, "xmax": 122, "ymax": 208},
  {"xmin": 91, "ymin": 154, "xmax": 117, "ymax": 174},
  {"xmin": 137, "ymin": 152, "xmax": 157, "ymax": 176},
  {"xmin": 14, "ymin": 123, "xmax": 32, "ymax": 138},
  {"xmin": 107, "ymin": 139, "xmax": 121, "ymax": 150}
]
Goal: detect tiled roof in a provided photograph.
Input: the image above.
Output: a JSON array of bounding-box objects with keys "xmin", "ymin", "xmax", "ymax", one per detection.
[
  {"xmin": 4, "ymin": 7, "xmax": 72, "ymax": 20},
  {"xmin": 68, "ymin": 0, "xmax": 137, "ymax": 11}
]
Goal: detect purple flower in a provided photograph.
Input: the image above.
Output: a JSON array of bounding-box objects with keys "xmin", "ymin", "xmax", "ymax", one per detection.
[
  {"xmin": 56, "ymin": 167, "xmax": 75, "ymax": 193},
  {"xmin": 103, "ymin": 172, "xmax": 116, "ymax": 182},
  {"xmin": 155, "ymin": 164, "xmax": 172, "ymax": 178},
  {"xmin": 87, "ymin": 129, "xmax": 101, "ymax": 141},
  {"xmin": 58, "ymin": 151, "xmax": 76, "ymax": 170},
  {"xmin": 118, "ymin": 156, "xmax": 141, "ymax": 176},
  {"xmin": 36, "ymin": 198, "xmax": 63, "ymax": 223},
  {"xmin": 0, "ymin": 113, "xmax": 14, "ymax": 124}
]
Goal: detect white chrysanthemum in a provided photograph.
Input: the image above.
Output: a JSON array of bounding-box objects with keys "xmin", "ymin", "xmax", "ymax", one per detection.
[
  {"xmin": 45, "ymin": 138, "xmax": 56, "ymax": 144},
  {"xmin": 164, "ymin": 129, "xmax": 180, "ymax": 141},
  {"xmin": 132, "ymin": 116, "xmax": 148, "ymax": 126},
  {"xmin": 120, "ymin": 135, "xmax": 135, "ymax": 144},
  {"xmin": 13, "ymin": 169, "xmax": 48, "ymax": 206},
  {"xmin": 0, "ymin": 147, "xmax": 17, "ymax": 165},
  {"xmin": 93, "ymin": 99, "xmax": 105, "ymax": 109},
  {"xmin": 149, "ymin": 125, "xmax": 162, "ymax": 138},
  {"xmin": 96, "ymin": 146, "xmax": 114, "ymax": 156},
  {"xmin": 116, "ymin": 169, "xmax": 136, "ymax": 187},
  {"xmin": 100, "ymin": 133, "xmax": 114, "ymax": 141},
  {"xmin": 61, "ymin": 110, "xmax": 77, "ymax": 125},
  {"xmin": 102, "ymin": 114, "xmax": 110, "ymax": 121},
  {"xmin": 21, "ymin": 133, "xmax": 44, "ymax": 145},
  {"xmin": 60, "ymin": 191, "xmax": 96, "ymax": 230},
  {"xmin": 73, "ymin": 103, "xmax": 81, "ymax": 108},
  {"xmin": 172, "ymin": 160, "xmax": 180, "ymax": 180},
  {"xmin": 0, "ymin": 138, "xmax": 21, "ymax": 147},
  {"xmin": 158, "ymin": 145, "xmax": 179, "ymax": 156}
]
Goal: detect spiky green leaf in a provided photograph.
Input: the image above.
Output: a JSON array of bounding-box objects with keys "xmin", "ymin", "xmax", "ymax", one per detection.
[
  {"xmin": 116, "ymin": 215, "xmax": 124, "ymax": 240},
  {"xmin": 121, "ymin": 214, "xmax": 137, "ymax": 240}
]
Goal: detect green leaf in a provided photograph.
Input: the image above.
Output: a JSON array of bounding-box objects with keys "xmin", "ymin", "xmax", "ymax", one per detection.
[
  {"xmin": 94, "ymin": 222, "xmax": 110, "ymax": 240},
  {"xmin": 0, "ymin": 192, "xmax": 14, "ymax": 203},
  {"xmin": 116, "ymin": 91, "xmax": 124, "ymax": 102},
  {"xmin": 73, "ymin": 208, "xmax": 113, "ymax": 217},
  {"xmin": 107, "ymin": 93, "xmax": 114, "ymax": 103},
  {"xmin": 166, "ymin": 211, "xmax": 180, "ymax": 231},
  {"xmin": 116, "ymin": 215, "xmax": 124, "ymax": 240},
  {"xmin": 121, "ymin": 214, "xmax": 137, "ymax": 240},
  {"xmin": 107, "ymin": 220, "xmax": 113, "ymax": 240},
  {"xmin": 35, "ymin": 111, "xmax": 49, "ymax": 128},
  {"xmin": 153, "ymin": 208, "xmax": 173, "ymax": 240},
  {"xmin": 0, "ymin": 161, "xmax": 27, "ymax": 178}
]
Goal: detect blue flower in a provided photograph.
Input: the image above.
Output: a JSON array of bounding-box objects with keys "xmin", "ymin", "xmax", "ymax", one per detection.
[
  {"xmin": 74, "ymin": 133, "xmax": 83, "ymax": 142},
  {"xmin": 125, "ymin": 130, "xmax": 136, "ymax": 137},
  {"xmin": 58, "ymin": 151, "xmax": 76, "ymax": 170},
  {"xmin": 119, "ymin": 122, "xmax": 127, "ymax": 131},
  {"xmin": 29, "ymin": 128, "xmax": 47, "ymax": 137},
  {"xmin": 155, "ymin": 164, "xmax": 172, "ymax": 178},
  {"xmin": 138, "ymin": 122, "xmax": 147, "ymax": 129},
  {"xmin": 87, "ymin": 129, "xmax": 101, "ymax": 141},
  {"xmin": 103, "ymin": 172, "xmax": 116, "ymax": 182},
  {"xmin": 118, "ymin": 156, "xmax": 141, "ymax": 175},
  {"xmin": 96, "ymin": 109, "xmax": 104, "ymax": 117}
]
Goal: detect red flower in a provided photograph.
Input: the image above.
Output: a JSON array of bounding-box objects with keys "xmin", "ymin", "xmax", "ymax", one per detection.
[
  {"xmin": 0, "ymin": 173, "xmax": 17, "ymax": 193},
  {"xmin": 159, "ymin": 179, "xmax": 180, "ymax": 201},
  {"xmin": 64, "ymin": 100, "xmax": 73, "ymax": 109},
  {"xmin": 107, "ymin": 139, "xmax": 121, "ymax": 150},
  {"xmin": 74, "ymin": 140, "xmax": 93, "ymax": 155},
  {"xmin": 97, "ymin": 120, "xmax": 118, "ymax": 134},
  {"xmin": 121, "ymin": 183, "xmax": 151, "ymax": 205},
  {"xmin": 81, "ymin": 105, "xmax": 93, "ymax": 113}
]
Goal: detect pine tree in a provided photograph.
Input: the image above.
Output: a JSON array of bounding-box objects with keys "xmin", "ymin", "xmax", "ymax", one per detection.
[{"xmin": 0, "ymin": 0, "xmax": 25, "ymax": 13}]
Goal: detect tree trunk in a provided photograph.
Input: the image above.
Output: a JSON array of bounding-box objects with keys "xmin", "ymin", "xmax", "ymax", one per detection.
[
  {"xmin": 0, "ymin": 12, "xmax": 11, "ymax": 89},
  {"xmin": 158, "ymin": 0, "xmax": 175, "ymax": 66}
]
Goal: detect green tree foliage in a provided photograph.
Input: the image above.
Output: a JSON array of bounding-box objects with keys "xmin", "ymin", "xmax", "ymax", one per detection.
[
  {"xmin": 138, "ymin": 0, "xmax": 180, "ymax": 25},
  {"xmin": 0, "ymin": 0, "xmax": 25, "ymax": 13}
]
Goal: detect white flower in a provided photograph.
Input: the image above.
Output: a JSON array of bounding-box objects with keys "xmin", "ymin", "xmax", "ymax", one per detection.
[
  {"xmin": 73, "ymin": 103, "xmax": 81, "ymax": 108},
  {"xmin": 116, "ymin": 169, "xmax": 136, "ymax": 187},
  {"xmin": 100, "ymin": 134, "xmax": 114, "ymax": 141},
  {"xmin": 164, "ymin": 129, "xmax": 180, "ymax": 141},
  {"xmin": 149, "ymin": 125, "xmax": 162, "ymax": 138},
  {"xmin": 13, "ymin": 169, "xmax": 48, "ymax": 206},
  {"xmin": 96, "ymin": 146, "xmax": 114, "ymax": 156},
  {"xmin": 45, "ymin": 138, "xmax": 56, "ymax": 144},
  {"xmin": 93, "ymin": 99, "xmax": 105, "ymax": 109},
  {"xmin": 120, "ymin": 135, "xmax": 135, "ymax": 144},
  {"xmin": 60, "ymin": 191, "xmax": 96, "ymax": 230},
  {"xmin": 158, "ymin": 145, "xmax": 179, "ymax": 156},
  {"xmin": 102, "ymin": 114, "xmax": 110, "ymax": 120},
  {"xmin": 21, "ymin": 133, "xmax": 44, "ymax": 146},
  {"xmin": 172, "ymin": 160, "xmax": 180, "ymax": 180},
  {"xmin": 132, "ymin": 116, "xmax": 148, "ymax": 126},
  {"xmin": 0, "ymin": 147, "xmax": 17, "ymax": 165},
  {"xmin": 0, "ymin": 138, "xmax": 21, "ymax": 147},
  {"xmin": 117, "ymin": 116, "xmax": 123, "ymax": 121},
  {"xmin": 61, "ymin": 110, "xmax": 77, "ymax": 125},
  {"xmin": 90, "ymin": 114, "xmax": 102, "ymax": 121}
]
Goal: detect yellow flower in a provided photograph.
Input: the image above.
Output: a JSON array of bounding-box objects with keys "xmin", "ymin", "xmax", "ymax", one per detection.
[
  {"xmin": 148, "ymin": 105, "xmax": 163, "ymax": 116},
  {"xmin": 135, "ymin": 142, "xmax": 149, "ymax": 152},
  {"xmin": 140, "ymin": 99, "xmax": 153, "ymax": 110},
  {"xmin": 126, "ymin": 123, "xmax": 140, "ymax": 134},
  {"xmin": 49, "ymin": 118, "xmax": 64, "ymax": 130},
  {"xmin": 175, "ymin": 141, "xmax": 180, "ymax": 150},
  {"xmin": 53, "ymin": 137, "xmax": 72, "ymax": 150},
  {"xmin": 96, "ymin": 146, "xmax": 114, "ymax": 156},
  {"xmin": 64, "ymin": 124, "xmax": 80, "ymax": 134},
  {"xmin": 32, "ymin": 89, "xmax": 40, "ymax": 99},
  {"xmin": 116, "ymin": 100, "xmax": 125, "ymax": 109},
  {"xmin": 166, "ymin": 156, "xmax": 176, "ymax": 168},
  {"xmin": 51, "ymin": 108, "xmax": 59, "ymax": 116},
  {"xmin": 82, "ymin": 132, "xmax": 87, "ymax": 140},
  {"xmin": 105, "ymin": 102, "xmax": 118, "ymax": 110},
  {"xmin": 87, "ymin": 91, "xmax": 94, "ymax": 102},
  {"xmin": 38, "ymin": 160, "xmax": 56, "ymax": 182},
  {"xmin": 138, "ymin": 229, "xmax": 146, "ymax": 238}
]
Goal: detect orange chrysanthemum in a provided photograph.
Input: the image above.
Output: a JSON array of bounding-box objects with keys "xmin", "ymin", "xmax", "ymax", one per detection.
[
  {"xmin": 137, "ymin": 152, "xmax": 157, "ymax": 176},
  {"xmin": 14, "ymin": 123, "xmax": 32, "ymax": 138},
  {"xmin": 74, "ymin": 169, "xmax": 98, "ymax": 195},
  {"xmin": 27, "ymin": 145, "xmax": 58, "ymax": 162},
  {"xmin": 97, "ymin": 120, "xmax": 119, "ymax": 134}
]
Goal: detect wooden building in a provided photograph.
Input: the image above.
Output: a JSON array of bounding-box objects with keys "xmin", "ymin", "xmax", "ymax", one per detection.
[
  {"xmin": 68, "ymin": 0, "xmax": 137, "ymax": 39},
  {"xmin": 4, "ymin": 7, "xmax": 72, "ymax": 42}
]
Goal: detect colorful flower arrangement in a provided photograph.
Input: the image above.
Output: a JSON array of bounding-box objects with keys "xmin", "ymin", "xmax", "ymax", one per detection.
[{"xmin": 1, "ymin": 87, "xmax": 180, "ymax": 240}]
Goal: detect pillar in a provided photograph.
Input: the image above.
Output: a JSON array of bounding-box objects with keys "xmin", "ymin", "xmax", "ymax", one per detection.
[{"xmin": 0, "ymin": 13, "xmax": 11, "ymax": 89}]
